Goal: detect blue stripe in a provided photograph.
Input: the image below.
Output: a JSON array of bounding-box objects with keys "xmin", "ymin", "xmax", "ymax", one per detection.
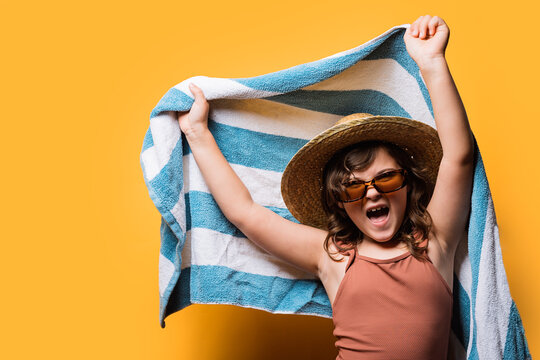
[
  {"xmin": 467, "ymin": 137, "xmax": 490, "ymax": 359},
  {"xmin": 191, "ymin": 265, "xmax": 331, "ymax": 316},
  {"xmin": 162, "ymin": 265, "xmax": 332, "ymax": 328},
  {"xmin": 158, "ymin": 216, "xmax": 184, "ymax": 328},
  {"xmin": 451, "ymin": 275, "xmax": 471, "ymax": 349},
  {"xmin": 141, "ymin": 127, "xmax": 154, "ymax": 152},
  {"xmin": 503, "ymin": 301, "xmax": 532, "ymax": 359},
  {"xmin": 151, "ymin": 88, "xmax": 194, "ymax": 119},
  {"xmin": 183, "ymin": 120, "xmax": 308, "ymax": 173},
  {"xmin": 265, "ymin": 89, "xmax": 410, "ymax": 118},
  {"xmin": 233, "ymin": 36, "xmax": 390, "ymax": 93},
  {"xmin": 186, "ymin": 191, "xmax": 299, "ymax": 234},
  {"xmin": 147, "ymin": 135, "xmax": 184, "ymax": 212}
]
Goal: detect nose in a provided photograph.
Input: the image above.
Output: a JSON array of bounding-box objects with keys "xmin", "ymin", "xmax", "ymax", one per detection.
[{"xmin": 365, "ymin": 184, "xmax": 382, "ymax": 199}]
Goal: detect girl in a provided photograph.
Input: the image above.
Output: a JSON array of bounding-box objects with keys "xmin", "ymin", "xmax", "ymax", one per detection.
[{"xmin": 178, "ymin": 15, "xmax": 474, "ymax": 360}]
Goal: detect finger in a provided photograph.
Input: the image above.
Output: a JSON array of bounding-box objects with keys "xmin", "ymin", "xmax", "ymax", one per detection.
[
  {"xmin": 188, "ymin": 82, "xmax": 201, "ymax": 95},
  {"xmin": 188, "ymin": 83, "xmax": 207, "ymax": 102},
  {"xmin": 411, "ymin": 16, "xmax": 423, "ymax": 36},
  {"xmin": 418, "ymin": 15, "xmax": 431, "ymax": 39},
  {"xmin": 419, "ymin": 15, "xmax": 432, "ymax": 39},
  {"xmin": 405, "ymin": 25, "xmax": 413, "ymax": 37},
  {"xmin": 428, "ymin": 16, "xmax": 440, "ymax": 36},
  {"xmin": 414, "ymin": 15, "xmax": 427, "ymax": 37}
]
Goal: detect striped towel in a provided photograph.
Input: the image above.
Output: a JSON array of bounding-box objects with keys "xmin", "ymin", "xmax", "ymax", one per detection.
[{"xmin": 140, "ymin": 24, "xmax": 531, "ymax": 359}]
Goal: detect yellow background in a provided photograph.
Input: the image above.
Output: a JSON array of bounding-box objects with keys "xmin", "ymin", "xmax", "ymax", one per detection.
[{"xmin": 1, "ymin": 0, "xmax": 538, "ymax": 358}]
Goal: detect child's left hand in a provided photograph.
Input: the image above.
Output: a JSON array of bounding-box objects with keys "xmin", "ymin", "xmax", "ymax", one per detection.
[{"xmin": 404, "ymin": 15, "xmax": 449, "ymax": 68}]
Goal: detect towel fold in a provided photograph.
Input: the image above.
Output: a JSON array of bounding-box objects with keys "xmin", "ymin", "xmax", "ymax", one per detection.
[{"xmin": 140, "ymin": 24, "xmax": 531, "ymax": 359}]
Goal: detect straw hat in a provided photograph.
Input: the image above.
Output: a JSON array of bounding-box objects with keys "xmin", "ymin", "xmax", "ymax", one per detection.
[{"xmin": 280, "ymin": 113, "xmax": 443, "ymax": 230}]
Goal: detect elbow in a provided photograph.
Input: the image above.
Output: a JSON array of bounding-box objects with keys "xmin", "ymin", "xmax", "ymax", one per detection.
[
  {"xmin": 442, "ymin": 150, "xmax": 474, "ymax": 168},
  {"xmin": 457, "ymin": 147, "xmax": 475, "ymax": 166},
  {"xmin": 442, "ymin": 133, "xmax": 475, "ymax": 165},
  {"xmin": 228, "ymin": 200, "xmax": 255, "ymax": 230}
]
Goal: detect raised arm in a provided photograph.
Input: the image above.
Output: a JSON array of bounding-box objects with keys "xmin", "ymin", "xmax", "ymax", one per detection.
[
  {"xmin": 178, "ymin": 83, "xmax": 327, "ymax": 276},
  {"xmin": 404, "ymin": 16, "xmax": 475, "ymax": 254}
]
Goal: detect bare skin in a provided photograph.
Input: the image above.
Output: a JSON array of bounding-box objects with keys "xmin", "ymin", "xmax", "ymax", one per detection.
[{"xmin": 178, "ymin": 15, "xmax": 474, "ymax": 309}]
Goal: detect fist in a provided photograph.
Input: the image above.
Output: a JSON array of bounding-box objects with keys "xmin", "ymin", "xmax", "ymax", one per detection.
[
  {"xmin": 177, "ymin": 83, "xmax": 210, "ymax": 139},
  {"xmin": 404, "ymin": 15, "xmax": 450, "ymax": 67}
]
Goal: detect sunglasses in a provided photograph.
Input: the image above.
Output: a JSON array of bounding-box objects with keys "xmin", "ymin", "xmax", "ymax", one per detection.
[{"xmin": 339, "ymin": 169, "xmax": 408, "ymax": 202}]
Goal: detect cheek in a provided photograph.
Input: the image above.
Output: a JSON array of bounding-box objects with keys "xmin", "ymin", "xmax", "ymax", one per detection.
[
  {"xmin": 394, "ymin": 189, "xmax": 409, "ymax": 215},
  {"xmin": 386, "ymin": 188, "xmax": 408, "ymax": 214},
  {"xmin": 401, "ymin": 186, "xmax": 409, "ymax": 203},
  {"xmin": 342, "ymin": 204, "xmax": 366, "ymax": 224}
]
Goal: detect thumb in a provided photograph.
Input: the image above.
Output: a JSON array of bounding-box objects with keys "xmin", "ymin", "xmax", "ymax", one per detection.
[{"xmin": 189, "ymin": 83, "xmax": 207, "ymax": 102}]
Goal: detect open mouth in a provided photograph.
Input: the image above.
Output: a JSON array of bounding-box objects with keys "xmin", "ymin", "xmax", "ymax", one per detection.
[{"xmin": 366, "ymin": 206, "xmax": 390, "ymax": 223}]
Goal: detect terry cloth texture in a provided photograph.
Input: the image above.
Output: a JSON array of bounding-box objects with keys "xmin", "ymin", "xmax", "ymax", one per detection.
[{"xmin": 140, "ymin": 24, "xmax": 531, "ymax": 359}]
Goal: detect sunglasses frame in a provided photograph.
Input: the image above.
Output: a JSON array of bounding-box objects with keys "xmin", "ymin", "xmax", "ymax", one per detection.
[{"xmin": 339, "ymin": 169, "xmax": 408, "ymax": 203}]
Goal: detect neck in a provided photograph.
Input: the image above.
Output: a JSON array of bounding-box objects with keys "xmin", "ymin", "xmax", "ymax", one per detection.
[{"xmin": 358, "ymin": 234, "xmax": 407, "ymax": 251}]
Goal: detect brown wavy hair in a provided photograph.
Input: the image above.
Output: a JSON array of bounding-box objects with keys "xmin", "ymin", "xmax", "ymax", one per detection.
[{"xmin": 321, "ymin": 140, "xmax": 435, "ymax": 263}]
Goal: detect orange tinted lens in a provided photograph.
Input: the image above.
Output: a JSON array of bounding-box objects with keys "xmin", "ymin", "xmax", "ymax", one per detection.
[
  {"xmin": 340, "ymin": 183, "xmax": 366, "ymax": 201},
  {"xmin": 375, "ymin": 172, "xmax": 404, "ymax": 192}
]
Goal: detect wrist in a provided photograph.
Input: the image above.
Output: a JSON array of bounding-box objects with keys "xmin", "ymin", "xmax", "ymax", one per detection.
[
  {"xmin": 418, "ymin": 55, "xmax": 448, "ymax": 76},
  {"xmin": 184, "ymin": 127, "xmax": 213, "ymax": 146}
]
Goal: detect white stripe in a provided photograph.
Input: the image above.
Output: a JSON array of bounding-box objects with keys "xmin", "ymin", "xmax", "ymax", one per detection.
[
  {"xmin": 183, "ymin": 153, "xmax": 286, "ymax": 208},
  {"xmin": 170, "ymin": 190, "xmax": 187, "ymax": 234},
  {"xmin": 209, "ymin": 97, "xmax": 342, "ymax": 140},
  {"xmin": 208, "ymin": 60, "xmax": 434, "ymax": 141},
  {"xmin": 174, "ymin": 75, "xmax": 281, "ymax": 100},
  {"xmin": 159, "ymin": 253, "xmax": 176, "ymax": 297},
  {"xmin": 302, "ymin": 58, "xmax": 435, "ymax": 128},
  {"xmin": 475, "ymin": 196, "xmax": 512, "ymax": 359},
  {"xmin": 181, "ymin": 228, "xmax": 317, "ymax": 280},
  {"xmin": 141, "ymin": 111, "xmax": 180, "ymax": 181},
  {"xmin": 141, "ymin": 146, "xmax": 160, "ymax": 181}
]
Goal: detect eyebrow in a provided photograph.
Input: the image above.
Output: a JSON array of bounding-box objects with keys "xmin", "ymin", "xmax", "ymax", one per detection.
[{"xmin": 348, "ymin": 168, "xmax": 399, "ymax": 182}]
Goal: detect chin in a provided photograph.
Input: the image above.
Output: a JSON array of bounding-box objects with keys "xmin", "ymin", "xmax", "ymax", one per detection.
[
  {"xmin": 366, "ymin": 218, "xmax": 405, "ymax": 243},
  {"xmin": 362, "ymin": 228, "xmax": 397, "ymax": 243},
  {"xmin": 371, "ymin": 234, "xmax": 395, "ymax": 243}
]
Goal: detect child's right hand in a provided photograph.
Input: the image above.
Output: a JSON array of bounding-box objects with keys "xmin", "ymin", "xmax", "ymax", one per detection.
[{"xmin": 178, "ymin": 83, "xmax": 210, "ymax": 140}]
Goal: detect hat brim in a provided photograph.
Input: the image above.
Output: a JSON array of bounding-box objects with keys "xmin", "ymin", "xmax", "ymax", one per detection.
[{"xmin": 281, "ymin": 115, "xmax": 443, "ymax": 230}]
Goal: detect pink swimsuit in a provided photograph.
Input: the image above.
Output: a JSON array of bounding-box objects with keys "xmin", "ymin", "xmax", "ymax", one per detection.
[{"xmin": 332, "ymin": 239, "xmax": 453, "ymax": 359}]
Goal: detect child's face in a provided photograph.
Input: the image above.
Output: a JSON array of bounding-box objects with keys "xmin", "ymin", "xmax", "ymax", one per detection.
[{"xmin": 340, "ymin": 147, "xmax": 408, "ymax": 246}]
